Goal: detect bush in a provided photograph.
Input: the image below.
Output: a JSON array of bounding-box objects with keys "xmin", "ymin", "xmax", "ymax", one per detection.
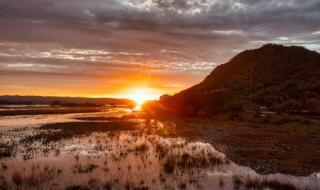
[{"xmin": 228, "ymin": 102, "xmax": 244, "ymax": 119}]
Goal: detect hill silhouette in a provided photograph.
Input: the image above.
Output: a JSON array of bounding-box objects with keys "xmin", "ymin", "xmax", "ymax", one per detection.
[{"xmin": 161, "ymin": 44, "xmax": 320, "ymax": 117}]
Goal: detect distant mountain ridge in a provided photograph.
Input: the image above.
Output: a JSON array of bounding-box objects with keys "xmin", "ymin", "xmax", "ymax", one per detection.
[
  {"xmin": 0, "ymin": 95, "xmax": 133, "ymax": 106},
  {"xmin": 161, "ymin": 44, "xmax": 320, "ymax": 116}
]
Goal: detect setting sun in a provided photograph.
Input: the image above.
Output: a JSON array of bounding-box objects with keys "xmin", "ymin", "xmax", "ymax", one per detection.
[{"xmin": 125, "ymin": 88, "xmax": 159, "ymax": 110}]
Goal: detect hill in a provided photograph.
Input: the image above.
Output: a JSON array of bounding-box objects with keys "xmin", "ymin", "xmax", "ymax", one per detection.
[{"xmin": 161, "ymin": 44, "xmax": 320, "ymax": 117}]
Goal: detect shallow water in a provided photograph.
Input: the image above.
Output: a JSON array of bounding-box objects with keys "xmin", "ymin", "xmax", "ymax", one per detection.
[
  {"xmin": 0, "ymin": 106, "xmax": 131, "ymax": 129},
  {"xmin": 0, "ymin": 107, "xmax": 319, "ymax": 190}
]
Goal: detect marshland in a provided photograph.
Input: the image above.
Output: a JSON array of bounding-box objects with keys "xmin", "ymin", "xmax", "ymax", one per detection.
[
  {"xmin": 0, "ymin": 105, "xmax": 319, "ymax": 190},
  {"xmin": 1, "ymin": 0, "xmax": 320, "ymax": 189}
]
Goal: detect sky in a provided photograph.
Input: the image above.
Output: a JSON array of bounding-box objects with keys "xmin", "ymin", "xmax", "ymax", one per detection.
[{"xmin": 0, "ymin": 0, "xmax": 320, "ymax": 98}]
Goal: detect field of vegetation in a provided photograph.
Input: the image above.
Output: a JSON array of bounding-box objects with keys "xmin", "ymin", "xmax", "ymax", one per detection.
[{"xmin": 0, "ymin": 106, "xmax": 319, "ymax": 189}]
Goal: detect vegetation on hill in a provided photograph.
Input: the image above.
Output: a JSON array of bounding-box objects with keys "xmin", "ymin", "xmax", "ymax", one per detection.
[{"xmin": 161, "ymin": 44, "xmax": 320, "ymax": 117}]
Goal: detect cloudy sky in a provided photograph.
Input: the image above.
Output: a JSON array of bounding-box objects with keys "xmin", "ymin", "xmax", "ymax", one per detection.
[{"xmin": 0, "ymin": 0, "xmax": 320, "ymax": 97}]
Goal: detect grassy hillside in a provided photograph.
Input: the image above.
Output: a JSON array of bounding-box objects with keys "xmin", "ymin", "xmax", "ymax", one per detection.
[{"xmin": 161, "ymin": 44, "xmax": 320, "ymax": 117}]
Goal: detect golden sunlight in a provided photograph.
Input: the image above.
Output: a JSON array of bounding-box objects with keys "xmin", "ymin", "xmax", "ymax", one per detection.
[{"xmin": 125, "ymin": 88, "xmax": 159, "ymax": 111}]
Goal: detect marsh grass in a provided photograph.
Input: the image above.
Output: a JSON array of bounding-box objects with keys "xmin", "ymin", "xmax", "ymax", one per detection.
[
  {"xmin": 73, "ymin": 164, "xmax": 98, "ymax": 174},
  {"xmin": 11, "ymin": 165, "xmax": 63, "ymax": 189},
  {"xmin": 0, "ymin": 144, "xmax": 13, "ymax": 158},
  {"xmin": 158, "ymin": 142, "xmax": 227, "ymax": 175},
  {"xmin": 0, "ymin": 175, "xmax": 7, "ymax": 190},
  {"xmin": 65, "ymin": 185, "xmax": 90, "ymax": 190},
  {"xmin": 21, "ymin": 121, "xmax": 137, "ymax": 144},
  {"xmin": 134, "ymin": 144, "xmax": 149, "ymax": 153},
  {"xmin": 232, "ymin": 175, "xmax": 298, "ymax": 190}
]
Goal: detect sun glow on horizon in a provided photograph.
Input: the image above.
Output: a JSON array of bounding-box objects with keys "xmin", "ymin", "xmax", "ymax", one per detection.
[{"xmin": 124, "ymin": 88, "xmax": 159, "ymax": 111}]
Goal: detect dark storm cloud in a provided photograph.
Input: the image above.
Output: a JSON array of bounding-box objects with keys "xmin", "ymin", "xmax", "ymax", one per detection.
[{"xmin": 0, "ymin": 0, "xmax": 320, "ymax": 85}]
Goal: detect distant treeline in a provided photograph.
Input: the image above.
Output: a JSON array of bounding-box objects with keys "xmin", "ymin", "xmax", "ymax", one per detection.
[
  {"xmin": 49, "ymin": 100, "xmax": 103, "ymax": 107},
  {"xmin": 0, "ymin": 99, "xmax": 104, "ymax": 107},
  {"xmin": 0, "ymin": 100, "xmax": 35, "ymax": 105},
  {"xmin": 0, "ymin": 95, "xmax": 135, "ymax": 107}
]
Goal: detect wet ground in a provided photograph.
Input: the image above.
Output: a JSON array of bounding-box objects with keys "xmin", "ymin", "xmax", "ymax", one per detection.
[
  {"xmin": 0, "ymin": 106, "xmax": 319, "ymax": 190},
  {"xmin": 176, "ymin": 117, "xmax": 320, "ymax": 176}
]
